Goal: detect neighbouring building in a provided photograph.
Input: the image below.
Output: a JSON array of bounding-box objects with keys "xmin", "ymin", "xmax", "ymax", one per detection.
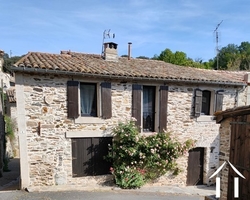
[
  {"xmin": 5, "ymin": 88, "xmax": 18, "ymax": 158},
  {"xmin": 214, "ymin": 105, "xmax": 250, "ymax": 200},
  {"xmin": 11, "ymin": 42, "xmax": 250, "ymax": 190}
]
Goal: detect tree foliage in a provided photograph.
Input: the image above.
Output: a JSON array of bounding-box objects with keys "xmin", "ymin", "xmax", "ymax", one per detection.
[
  {"xmin": 155, "ymin": 48, "xmax": 214, "ymax": 69},
  {"xmin": 215, "ymin": 42, "xmax": 250, "ymax": 70},
  {"xmin": 3, "ymin": 53, "xmax": 23, "ymax": 73}
]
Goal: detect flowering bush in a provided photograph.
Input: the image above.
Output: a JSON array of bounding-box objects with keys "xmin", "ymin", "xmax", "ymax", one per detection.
[{"xmin": 106, "ymin": 119, "xmax": 194, "ymax": 189}]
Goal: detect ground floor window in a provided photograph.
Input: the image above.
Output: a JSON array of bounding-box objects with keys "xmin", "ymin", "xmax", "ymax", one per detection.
[{"xmin": 71, "ymin": 137, "xmax": 112, "ymax": 177}]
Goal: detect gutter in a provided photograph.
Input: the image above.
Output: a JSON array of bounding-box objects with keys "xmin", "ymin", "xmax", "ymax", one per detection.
[{"xmin": 10, "ymin": 66, "xmax": 247, "ymax": 87}]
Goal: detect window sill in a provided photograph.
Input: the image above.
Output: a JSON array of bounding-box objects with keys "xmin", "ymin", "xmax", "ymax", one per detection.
[
  {"xmin": 74, "ymin": 116, "xmax": 105, "ymax": 124},
  {"xmin": 196, "ymin": 115, "xmax": 215, "ymax": 122},
  {"xmin": 141, "ymin": 132, "xmax": 157, "ymax": 136},
  {"xmin": 66, "ymin": 130, "xmax": 112, "ymax": 138}
]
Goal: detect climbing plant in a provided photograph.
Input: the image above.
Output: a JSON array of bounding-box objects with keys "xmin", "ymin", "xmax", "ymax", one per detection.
[{"xmin": 106, "ymin": 119, "xmax": 194, "ymax": 189}]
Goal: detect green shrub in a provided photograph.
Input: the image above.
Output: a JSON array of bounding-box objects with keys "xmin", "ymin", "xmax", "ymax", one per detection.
[
  {"xmin": 106, "ymin": 119, "xmax": 194, "ymax": 189},
  {"xmin": 4, "ymin": 115, "xmax": 15, "ymax": 141}
]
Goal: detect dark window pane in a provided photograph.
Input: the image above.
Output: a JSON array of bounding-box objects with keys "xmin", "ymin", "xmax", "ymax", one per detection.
[
  {"xmin": 80, "ymin": 83, "xmax": 97, "ymax": 117},
  {"xmin": 201, "ymin": 90, "xmax": 211, "ymax": 115},
  {"xmin": 143, "ymin": 86, "xmax": 155, "ymax": 132}
]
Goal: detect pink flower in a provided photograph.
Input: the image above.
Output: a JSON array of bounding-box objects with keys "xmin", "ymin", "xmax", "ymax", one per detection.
[{"xmin": 110, "ymin": 167, "xmax": 114, "ymax": 173}]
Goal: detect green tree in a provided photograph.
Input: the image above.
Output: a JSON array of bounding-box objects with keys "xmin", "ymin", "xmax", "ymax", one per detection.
[
  {"xmin": 136, "ymin": 56, "xmax": 149, "ymax": 59},
  {"xmin": 203, "ymin": 59, "xmax": 216, "ymax": 69},
  {"xmin": 158, "ymin": 48, "xmax": 175, "ymax": 63},
  {"xmin": 3, "ymin": 53, "xmax": 23, "ymax": 73},
  {"xmin": 217, "ymin": 44, "xmax": 241, "ymax": 70},
  {"xmin": 239, "ymin": 41, "xmax": 250, "ymax": 70},
  {"xmin": 157, "ymin": 48, "xmax": 210, "ymax": 69}
]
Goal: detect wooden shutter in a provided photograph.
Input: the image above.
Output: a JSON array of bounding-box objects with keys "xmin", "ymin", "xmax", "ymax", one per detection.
[
  {"xmin": 67, "ymin": 81, "xmax": 79, "ymax": 119},
  {"xmin": 215, "ymin": 91, "xmax": 223, "ymax": 112},
  {"xmin": 101, "ymin": 82, "xmax": 112, "ymax": 119},
  {"xmin": 194, "ymin": 89, "xmax": 202, "ymax": 117},
  {"xmin": 72, "ymin": 137, "xmax": 112, "ymax": 177},
  {"xmin": 132, "ymin": 84, "xmax": 142, "ymax": 128},
  {"xmin": 159, "ymin": 86, "xmax": 168, "ymax": 133}
]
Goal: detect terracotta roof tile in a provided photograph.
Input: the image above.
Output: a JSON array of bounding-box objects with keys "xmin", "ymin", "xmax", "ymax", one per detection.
[{"xmin": 12, "ymin": 51, "xmax": 247, "ymax": 85}]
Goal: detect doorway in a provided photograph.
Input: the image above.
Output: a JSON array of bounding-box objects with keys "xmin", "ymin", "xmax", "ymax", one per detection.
[{"xmin": 187, "ymin": 147, "xmax": 204, "ymax": 186}]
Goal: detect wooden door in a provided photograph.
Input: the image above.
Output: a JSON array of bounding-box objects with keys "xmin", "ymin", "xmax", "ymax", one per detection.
[
  {"xmin": 187, "ymin": 147, "xmax": 204, "ymax": 186},
  {"xmin": 228, "ymin": 115, "xmax": 250, "ymax": 200}
]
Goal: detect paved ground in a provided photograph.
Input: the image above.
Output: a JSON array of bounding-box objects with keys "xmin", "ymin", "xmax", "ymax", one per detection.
[
  {"xmin": 0, "ymin": 158, "xmax": 20, "ymax": 191},
  {"xmin": 0, "ymin": 158, "xmax": 216, "ymax": 200},
  {"xmin": 0, "ymin": 190, "xmax": 207, "ymax": 200}
]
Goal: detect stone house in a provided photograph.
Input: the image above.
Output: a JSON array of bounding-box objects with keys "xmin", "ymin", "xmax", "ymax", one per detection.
[{"xmin": 11, "ymin": 43, "xmax": 249, "ymax": 190}]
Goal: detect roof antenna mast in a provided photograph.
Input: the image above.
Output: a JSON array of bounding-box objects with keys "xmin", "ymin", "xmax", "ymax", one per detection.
[
  {"xmin": 101, "ymin": 29, "xmax": 115, "ymax": 57},
  {"xmin": 214, "ymin": 20, "xmax": 223, "ymax": 70}
]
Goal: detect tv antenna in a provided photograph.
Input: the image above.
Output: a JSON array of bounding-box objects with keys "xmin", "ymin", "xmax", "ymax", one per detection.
[
  {"xmin": 101, "ymin": 29, "xmax": 115, "ymax": 56},
  {"xmin": 214, "ymin": 20, "xmax": 223, "ymax": 70}
]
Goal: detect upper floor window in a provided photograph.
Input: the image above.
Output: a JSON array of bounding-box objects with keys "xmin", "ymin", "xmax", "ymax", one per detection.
[
  {"xmin": 132, "ymin": 84, "xmax": 168, "ymax": 133},
  {"xmin": 143, "ymin": 86, "xmax": 156, "ymax": 132},
  {"xmin": 80, "ymin": 83, "xmax": 97, "ymax": 117},
  {"xmin": 201, "ymin": 90, "xmax": 211, "ymax": 115},
  {"xmin": 67, "ymin": 81, "xmax": 112, "ymax": 120},
  {"xmin": 193, "ymin": 89, "xmax": 223, "ymax": 117}
]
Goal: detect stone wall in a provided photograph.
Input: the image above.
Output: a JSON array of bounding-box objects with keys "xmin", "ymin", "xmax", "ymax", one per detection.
[
  {"xmin": 15, "ymin": 73, "xmax": 246, "ymax": 188},
  {"xmin": 217, "ymin": 118, "xmax": 231, "ymax": 200},
  {"xmin": 166, "ymin": 85, "xmax": 238, "ymax": 186}
]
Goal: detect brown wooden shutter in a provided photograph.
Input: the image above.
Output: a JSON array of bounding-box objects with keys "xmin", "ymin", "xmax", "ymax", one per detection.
[
  {"xmin": 101, "ymin": 82, "xmax": 112, "ymax": 119},
  {"xmin": 67, "ymin": 81, "xmax": 79, "ymax": 119},
  {"xmin": 159, "ymin": 86, "xmax": 168, "ymax": 133},
  {"xmin": 132, "ymin": 84, "xmax": 142, "ymax": 129},
  {"xmin": 215, "ymin": 91, "xmax": 223, "ymax": 112},
  {"xmin": 194, "ymin": 89, "xmax": 202, "ymax": 117}
]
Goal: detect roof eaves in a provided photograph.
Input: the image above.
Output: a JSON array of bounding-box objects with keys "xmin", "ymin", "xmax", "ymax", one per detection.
[{"xmin": 10, "ymin": 66, "xmax": 247, "ymax": 86}]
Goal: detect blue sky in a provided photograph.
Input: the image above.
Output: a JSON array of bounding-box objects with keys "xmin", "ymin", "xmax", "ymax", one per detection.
[{"xmin": 1, "ymin": 0, "xmax": 250, "ymax": 61}]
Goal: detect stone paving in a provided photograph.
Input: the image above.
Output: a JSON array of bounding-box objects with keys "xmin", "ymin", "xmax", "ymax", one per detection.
[{"xmin": 0, "ymin": 158, "xmax": 20, "ymax": 191}]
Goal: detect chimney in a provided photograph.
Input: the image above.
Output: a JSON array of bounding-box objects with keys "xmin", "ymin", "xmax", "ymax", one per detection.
[
  {"xmin": 128, "ymin": 42, "xmax": 132, "ymax": 60},
  {"xmin": 103, "ymin": 42, "xmax": 118, "ymax": 61}
]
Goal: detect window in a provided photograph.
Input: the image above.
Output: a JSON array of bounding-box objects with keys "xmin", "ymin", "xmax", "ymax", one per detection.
[
  {"xmin": 201, "ymin": 90, "xmax": 211, "ymax": 115},
  {"xmin": 193, "ymin": 89, "xmax": 223, "ymax": 117},
  {"xmin": 80, "ymin": 83, "xmax": 97, "ymax": 117},
  {"xmin": 67, "ymin": 81, "xmax": 112, "ymax": 119},
  {"xmin": 72, "ymin": 137, "xmax": 112, "ymax": 177},
  {"xmin": 132, "ymin": 84, "xmax": 168, "ymax": 133},
  {"xmin": 143, "ymin": 86, "xmax": 155, "ymax": 132}
]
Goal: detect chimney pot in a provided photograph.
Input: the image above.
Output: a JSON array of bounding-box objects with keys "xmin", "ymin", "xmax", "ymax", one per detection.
[{"xmin": 128, "ymin": 42, "xmax": 132, "ymax": 60}]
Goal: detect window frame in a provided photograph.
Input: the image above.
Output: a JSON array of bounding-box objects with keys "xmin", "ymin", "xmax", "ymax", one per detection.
[
  {"xmin": 142, "ymin": 85, "xmax": 156, "ymax": 132},
  {"xmin": 79, "ymin": 82, "xmax": 98, "ymax": 117},
  {"xmin": 201, "ymin": 90, "xmax": 212, "ymax": 115},
  {"xmin": 193, "ymin": 88, "xmax": 223, "ymax": 120},
  {"xmin": 132, "ymin": 84, "xmax": 167, "ymax": 133},
  {"xmin": 66, "ymin": 80, "xmax": 112, "ymax": 124}
]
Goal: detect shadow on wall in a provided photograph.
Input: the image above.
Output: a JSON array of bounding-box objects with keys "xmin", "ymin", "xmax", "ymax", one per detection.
[
  {"xmin": 72, "ymin": 137, "xmax": 112, "ymax": 178},
  {"xmin": 206, "ymin": 134, "xmax": 220, "ymax": 186}
]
